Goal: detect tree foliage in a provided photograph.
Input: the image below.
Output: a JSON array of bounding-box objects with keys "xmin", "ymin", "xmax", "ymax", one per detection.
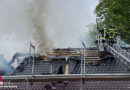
[{"xmin": 95, "ymin": 0, "xmax": 130, "ymax": 43}]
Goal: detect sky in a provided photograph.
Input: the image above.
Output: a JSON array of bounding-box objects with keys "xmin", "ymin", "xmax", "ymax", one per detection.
[
  {"xmin": 0, "ymin": 0, "xmax": 99, "ymax": 61},
  {"xmin": 45, "ymin": 0, "xmax": 99, "ymax": 48}
]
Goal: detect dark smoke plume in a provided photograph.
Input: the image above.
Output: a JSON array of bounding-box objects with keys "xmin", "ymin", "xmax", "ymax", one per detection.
[{"xmin": 26, "ymin": 0, "xmax": 54, "ymax": 54}]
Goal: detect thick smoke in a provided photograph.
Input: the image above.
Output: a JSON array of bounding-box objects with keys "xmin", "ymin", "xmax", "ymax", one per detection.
[
  {"xmin": 0, "ymin": 0, "xmax": 99, "ymax": 74},
  {"xmin": 0, "ymin": 0, "xmax": 98, "ymax": 68},
  {"xmin": 0, "ymin": 0, "xmax": 54, "ymax": 61},
  {"xmin": 26, "ymin": 0, "xmax": 54, "ymax": 54},
  {"xmin": 0, "ymin": 0, "xmax": 54, "ymax": 72}
]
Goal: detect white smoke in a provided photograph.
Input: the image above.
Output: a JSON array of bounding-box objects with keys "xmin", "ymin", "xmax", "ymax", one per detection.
[
  {"xmin": 0, "ymin": 55, "xmax": 13, "ymax": 73},
  {"xmin": 0, "ymin": 0, "xmax": 99, "ymax": 62},
  {"xmin": 0, "ymin": 0, "xmax": 32, "ymax": 61}
]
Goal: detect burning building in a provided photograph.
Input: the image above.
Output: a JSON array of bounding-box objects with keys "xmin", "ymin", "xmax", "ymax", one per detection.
[{"xmin": 0, "ymin": 47, "xmax": 129, "ymax": 90}]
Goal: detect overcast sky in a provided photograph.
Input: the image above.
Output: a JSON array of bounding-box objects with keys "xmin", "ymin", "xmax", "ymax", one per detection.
[{"xmin": 45, "ymin": 0, "xmax": 99, "ymax": 48}]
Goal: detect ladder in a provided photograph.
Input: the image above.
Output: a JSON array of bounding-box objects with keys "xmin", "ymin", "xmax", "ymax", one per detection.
[
  {"xmin": 106, "ymin": 44, "xmax": 130, "ymax": 70},
  {"xmin": 96, "ymin": 34, "xmax": 130, "ymax": 70}
]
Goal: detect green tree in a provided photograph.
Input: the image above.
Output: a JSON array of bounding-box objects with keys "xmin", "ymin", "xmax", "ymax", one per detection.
[{"xmin": 95, "ymin": 0, "xmax": 130, "ymax": 43}]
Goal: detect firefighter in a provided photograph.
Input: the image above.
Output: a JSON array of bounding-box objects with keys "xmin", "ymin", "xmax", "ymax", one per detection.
[
  {"xmin": 108, "ymin": 26, "xmax": 117, "ymax": 45},
  {"xmin": 98, "ymin": 28, "xmax": 108, "ymax": 44}
]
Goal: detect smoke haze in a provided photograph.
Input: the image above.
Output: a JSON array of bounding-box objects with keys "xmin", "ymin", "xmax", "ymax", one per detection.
[
  {"xmin": 0, "ymin": 0, "xmax": 98, "ymax": 61},
  {"xmin": 45, "ymin": 0, "xmax": 99, "ymax": 48}
]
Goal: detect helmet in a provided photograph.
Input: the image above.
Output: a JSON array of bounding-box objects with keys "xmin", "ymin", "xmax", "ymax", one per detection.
[{"xmin": 109, "ymin": 25, "xmax": 115, "ymax": 29}]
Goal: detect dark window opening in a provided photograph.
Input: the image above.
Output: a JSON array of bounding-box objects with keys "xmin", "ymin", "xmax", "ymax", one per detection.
[{"xmin": 58, "ymin": 66, "xmax": 63, "ymax": 74}]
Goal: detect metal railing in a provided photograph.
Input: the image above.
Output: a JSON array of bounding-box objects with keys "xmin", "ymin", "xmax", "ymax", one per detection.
[
  {"xmin": 106, "ymin": 44, "xmax": 130, "ymax": 69},
  {"xmin": 29, "ymin": 42, "xmax": 36, "ymax": 77},
  {"xmin": 96, "ymin": 33, "xmax": 130, "ymax": 69},
  {"xmin": 2, "ymin": 73, "xmax": 130, "ymax": 80}
]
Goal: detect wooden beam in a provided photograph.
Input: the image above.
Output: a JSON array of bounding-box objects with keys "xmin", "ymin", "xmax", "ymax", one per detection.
[{"xmin": 65, "ymin": 64, "xmax": 69, "ymax": 75}]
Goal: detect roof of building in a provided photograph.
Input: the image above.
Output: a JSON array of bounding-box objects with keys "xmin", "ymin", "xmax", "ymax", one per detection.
[{"xmin": 11, "ymin": 47, "xmax": 130, "ymax": 75}]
